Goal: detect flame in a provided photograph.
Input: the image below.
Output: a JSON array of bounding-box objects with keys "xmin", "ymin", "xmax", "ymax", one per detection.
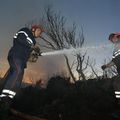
[{"xmin": 0, "ymin": 67, "xmax": 45, "ymax": 84}]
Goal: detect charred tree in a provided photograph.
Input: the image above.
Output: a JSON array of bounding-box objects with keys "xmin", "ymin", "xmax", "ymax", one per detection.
[{"xmin": 39, "ymin": 6, "xmax": 89, "ymax": 82}]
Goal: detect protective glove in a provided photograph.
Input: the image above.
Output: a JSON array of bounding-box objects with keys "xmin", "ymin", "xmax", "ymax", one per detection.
[
  {"xmin": 34, "ymin": 46, "xmax": 40, "ymax": 53},
  {"xmin": 31, "ymin": 44, "xmax": 40, "ymax": 51},
  {"xmin": 101, "ymin": 65, "xmax": 107, "ymax": 70},
  {"xmin": 32, "ymin": 45, "xmax": 42, "ymax": 56}
]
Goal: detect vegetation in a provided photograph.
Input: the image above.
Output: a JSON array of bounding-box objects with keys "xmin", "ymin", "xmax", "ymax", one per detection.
[{"xmin": 1, "ymin": 75, "xmax": 120, "ymax": 120}]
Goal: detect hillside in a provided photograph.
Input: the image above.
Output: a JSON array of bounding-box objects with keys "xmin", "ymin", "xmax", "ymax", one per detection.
[{"xmin": 0, "ymin": 75, "xmax": 120, "ymax": 120}]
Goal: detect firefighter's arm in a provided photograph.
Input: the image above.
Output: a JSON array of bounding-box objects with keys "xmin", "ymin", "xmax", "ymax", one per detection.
[
  {"xmin": 101, "ymin": 61, "xmax": 115, "ymax": 70},
  {"xmin": 31, "ymin": 44, "xmax": 40, "ymax": 51},
  {"xmin": 31, "ymin": 44, "xmax": 42, "ymax": 56},
  {"xmin": 106, "ymin": 61, "xmax": 115, "ymax": 67},
  {"xmin": 28, "ymin": 44, "xmax": 42, "ymax": 62},
  {"xmin": 16, "ymin": 33, "xmax": 34, "ymax": 48}
]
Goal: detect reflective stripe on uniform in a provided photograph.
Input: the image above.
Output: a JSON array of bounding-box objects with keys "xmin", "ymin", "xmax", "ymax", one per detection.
[
  {"xmin": 8, "ymin": 95, "xmax": 14, "ymax": 99},
  {"xmin": 2, "ymin": 89, "xmax": 16, "ymax": 96},
  {"xmin": 0, "ymin": 89, "xmax": 16, "ymax": 99},
  {"xmin": 27, "ymin": 37, "xmax": 33, "ymax": 44},
  {"xmin": 0, "ymin": 94, "xmax": 7, "ymax": 98},
  {"xmin": 113, "ymin": 52, "xmax": 120, "ymax": 58},
  {"xmin": 114, "ymin": 50, "xmax": 120, "ymax": 55},
  {"xmin": 115, "ymin": 91, "xmax": 120, "ymax": 94},
  {"xmin": 115, "ymin": 91, "xmax": 120, "ymax": 99},
  {"xmin": 113, "ymin": 49, "xmax": 120, "ymax": 59},
  {"xmin": 0, "ymin": 94, "xmax": 14, "ymax": 99},
  {"xmin": 116, "ymin": 95, "xmax": 120, "ymax": 98},
  {"xmin": 13, "ymin": 31, "xmax": 33, "ymax": 44}
]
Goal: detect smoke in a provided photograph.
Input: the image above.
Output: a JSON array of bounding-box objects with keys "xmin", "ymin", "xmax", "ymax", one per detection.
[{"xmin": 41, "ymin": 44, "xmax": 112, "ymax": 56}]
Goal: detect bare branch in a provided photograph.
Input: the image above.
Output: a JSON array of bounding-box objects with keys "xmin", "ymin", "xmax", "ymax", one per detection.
[
  {"xmin": 41, "ymin": 6, "xmax": 89, "ymax": 81},
  {"xmin": 40, "ymin": 36, "xmax": 57, "ymax": 50},
  {"xmin": 70, "ymin": 59, "xmax": 76, "ymax": 70}
]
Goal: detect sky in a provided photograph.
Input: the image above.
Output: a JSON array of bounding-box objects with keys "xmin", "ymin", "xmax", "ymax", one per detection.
[{"xmin": 0, "ymin": 0, "xmax": 120, "ymax": 82}]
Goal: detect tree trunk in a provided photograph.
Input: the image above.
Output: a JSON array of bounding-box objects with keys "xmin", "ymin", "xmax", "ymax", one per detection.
[{"xmin": 64, "ymin": 55, "xmax": 76, "ymax": 82}]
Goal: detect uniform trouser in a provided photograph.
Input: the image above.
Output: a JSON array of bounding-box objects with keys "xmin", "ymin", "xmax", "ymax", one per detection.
[{"xmin": 0, "ymin": 56, "xmax": 25, "ymax": 99}]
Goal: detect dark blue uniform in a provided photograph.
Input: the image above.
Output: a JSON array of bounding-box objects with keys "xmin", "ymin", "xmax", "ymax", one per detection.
[
  {"xmin": 0, "ymin": 27, "xmax": 36, "ymax": 99},
  {"xmin": 9, "ymin": 27, "xmax": 36, "ymax": 66}
]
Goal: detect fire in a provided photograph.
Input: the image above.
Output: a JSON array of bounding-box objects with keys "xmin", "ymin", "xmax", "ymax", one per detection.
[{"xmin": 0, "ymin": 67, "xmax": 46, "ymax": 84}]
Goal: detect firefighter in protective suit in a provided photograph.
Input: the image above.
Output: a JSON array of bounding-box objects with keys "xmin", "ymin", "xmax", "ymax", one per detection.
[
  {"xmin": 0, "ymin": 25, "xmax": 44, "ymax": 105},
  {"xmin": 101, "ymin": 33, "xmax": 120, "ymax": 74},
  {"xmin": 101, "ymin": 33, "xmax": 120, "ymax": 101}
]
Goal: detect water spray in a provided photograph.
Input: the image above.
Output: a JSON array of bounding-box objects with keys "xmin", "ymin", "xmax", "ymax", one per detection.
[
  {"xmin": 41, "ymin": 48, "xmax": 76, "ymax": 56},
  {"xmin": 41, "ymin": 44, "xmax": 112, "ymax": 56}
]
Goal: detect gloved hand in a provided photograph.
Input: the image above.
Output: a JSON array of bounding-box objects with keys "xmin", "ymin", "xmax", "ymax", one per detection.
[
  {"xmin": 31, "ymin": 44, "xmax": 40, "ymax": 51},
  {"xmin": 101, "ymin": 65, "xmax": 107, "ymax": 70},
  {"xmin": 31, "ymin": 44, "xmax": 42, "ymax": 56},
  {"xmin": 34, "ymin": 46, "xmax": 40, "ymax": 53}
]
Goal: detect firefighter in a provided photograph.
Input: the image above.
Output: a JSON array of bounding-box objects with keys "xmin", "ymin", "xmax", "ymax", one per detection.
[
  {"xmin": 101, "ymin": 33, "xmax": 120, "ymax": 101},
  {"xmin": 0, "ymin": 25, "xmax": 44, "ymax": 105},
  {"xmin": 101, "ymin": 33, "xmax": 120, "ymax": 74}
]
